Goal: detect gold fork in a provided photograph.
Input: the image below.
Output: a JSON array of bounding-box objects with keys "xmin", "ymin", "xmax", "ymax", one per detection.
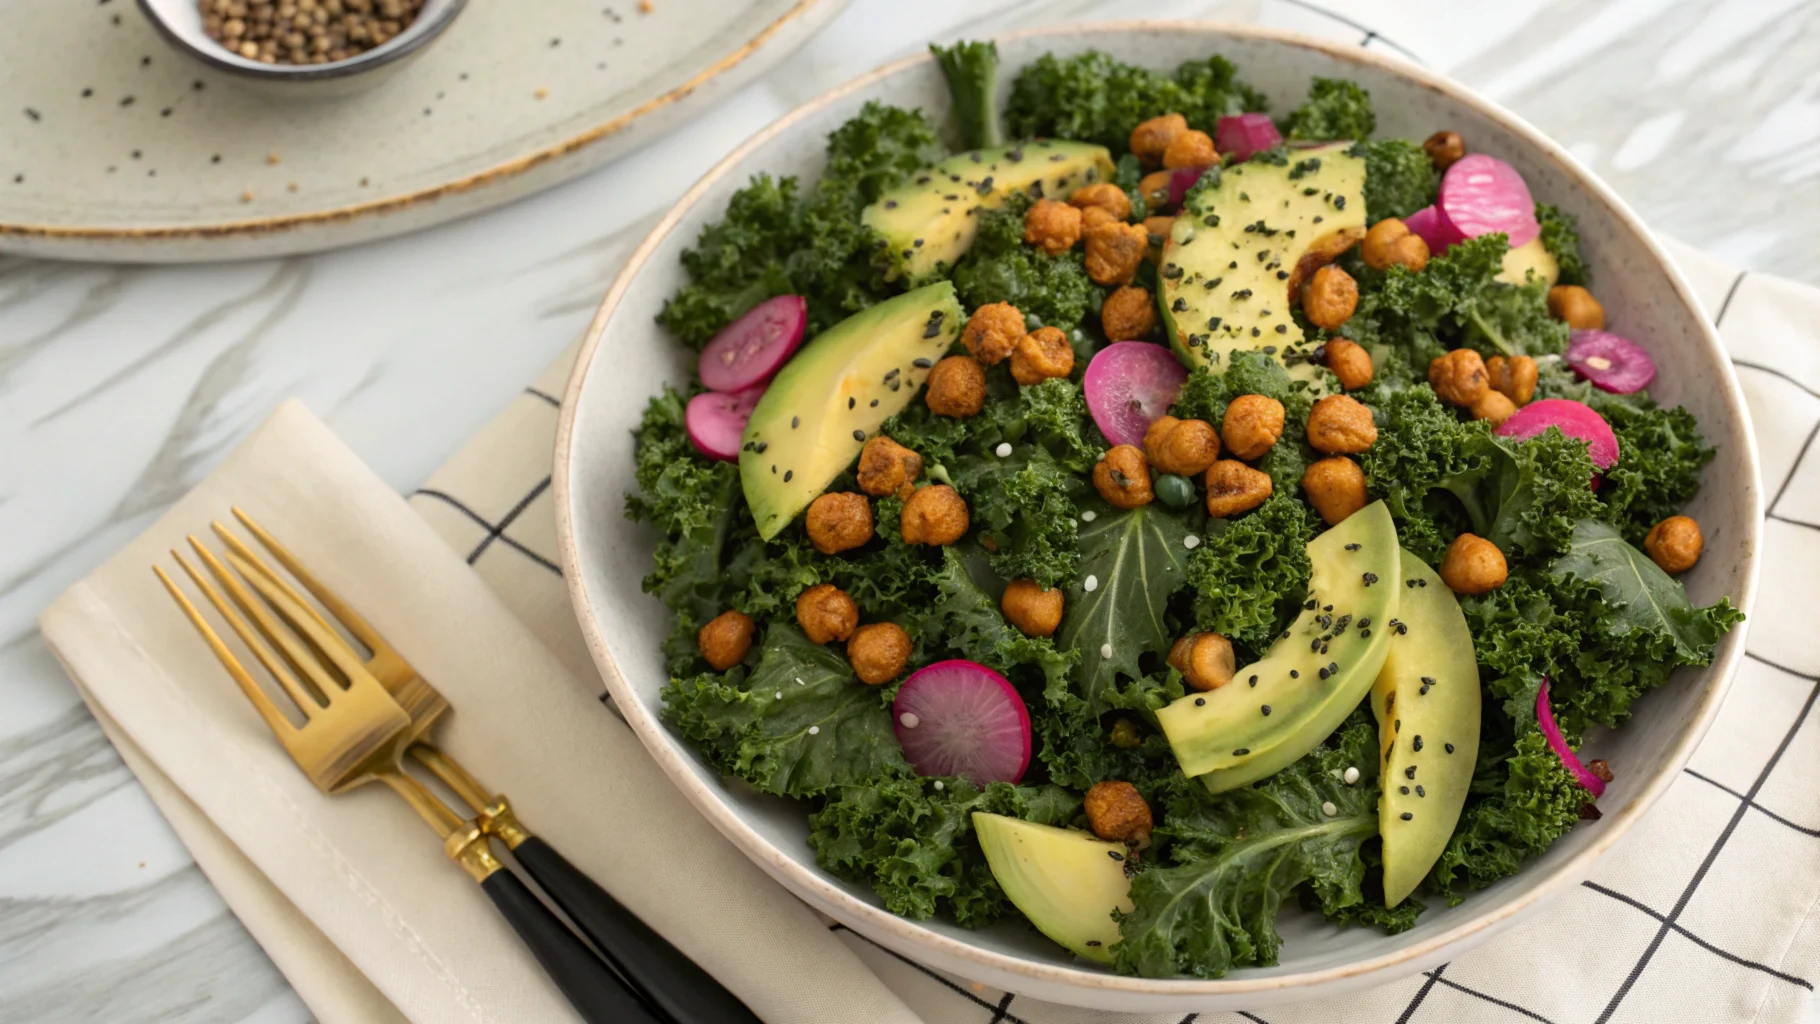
[{"xmin": 156, "ymin": 531, "xmax": 658, "ymax": 1024}]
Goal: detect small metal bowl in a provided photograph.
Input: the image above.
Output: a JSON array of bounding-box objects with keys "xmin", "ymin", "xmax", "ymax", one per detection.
[{"xmin": 137, "ymin": 0, "xmax": 469, "ymax": 98}]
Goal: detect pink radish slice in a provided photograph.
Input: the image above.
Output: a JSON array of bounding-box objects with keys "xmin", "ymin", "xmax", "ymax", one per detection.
[
  {"xmin": 1566, "ymin": 329, "xmax": 1656, "ymax": 394},
  {"xmin": 1402, "ymin": 204, "xmax": 1461, "ymax": 254},
  {"xmin": 698, "ymin": 294, "xmax": 807, "ymax": 393},
  {"xmin": 1215, "ymin": 113, "xmax": 1282, "ymax": 162},
  {"xmin": 893, "ymin": 660, "xmax": 1032, "ymax": 786},
  {"xmin": 1437, "ymin": 154, "xmax": 1539, "ymax": 249},
  {"xmin": 1495, "ymin": 398, "xmax": 1620, "ymax": 472},
  {"xmin": 1538, "ymin": 680, "xmax": 1605, "ymax": 797},
  {"xmin": 686, "ymin": 386, "xmax": 765, "ymax": 462},
  {"xmin": 1165, "ymin": 165, "xmax": 1214, "ymax": 211},
  {"xmin": 1084, "ymin": 341, "xmax": 1189, "ymax": 447}
]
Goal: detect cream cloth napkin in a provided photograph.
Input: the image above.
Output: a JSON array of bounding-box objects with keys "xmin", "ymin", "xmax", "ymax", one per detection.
[{"xmin": 37, "ymin": 401, "xmax": 924, "ymax": 1024}]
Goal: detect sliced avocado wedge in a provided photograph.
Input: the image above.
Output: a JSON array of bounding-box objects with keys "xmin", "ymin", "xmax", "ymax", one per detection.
[
  {"xmin": 739, "ymin": 282, "xmax": 964, "ymax": 540},
  {"xmin": 1157, "ymin": 144, "xmax": 1367, "ymax": 378},
  {"xmin": 863, "ymin": 141, "xmax": 1115, "ymax": 284},
  {"xmin": 972, "ymin": 812, "xmax": 1133, "ymax": 964},
  {"xmin": 1496, "ymin": 235, "xmax": 1560, "ymax": 288},
  {"xmin": 1158, "ymin": 501, "xmax": 1399, "ymax": 787},
  {"xmin": 1372, "ymin": 547, "xmax": 1481, "ymax": 907}
]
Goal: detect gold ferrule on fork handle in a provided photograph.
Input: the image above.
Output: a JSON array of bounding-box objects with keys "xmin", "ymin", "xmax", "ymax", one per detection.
[
  {"xmin": 479, "ymin": 795, "xmax": 533, "ymax": 850},
  {"xmin": 445, "ymin": 821, "xmax": 505, "ymax": 883}
]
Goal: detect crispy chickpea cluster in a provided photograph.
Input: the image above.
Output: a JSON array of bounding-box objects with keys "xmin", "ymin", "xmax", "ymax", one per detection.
[
  {"xmin": 796, "ymin": 584, "xmax": 859, "ymax": 644},
  {"xmin": 1010, "ymin": 326, "xmax": 1074, "ymax": 385},
  {"xmin": 698, "ymin": 609, "xmax": 754, "ymax": 671},
  {"xmin": 1093, "ymin": 444, "xmax": 1154, "ymax": 508},
  {"xmin": 1168, "ymin": 632, "xmax": 1236, "ymax": 691},
  {"xmin": 1302, "ymin": 456, "xmax": 1368, "ymax": 525},
  {"xmin": 1001, "ymin": 579, "xmax": 1065, "ymax": 638},
  {"xmin": 848, "ymin": 622, "xmax": 911, "ymax": 685},
  {"xmin": 1068, "ymin": 182, "xmax": 1132, "ymax": 223},
  {"xmin": 1470, "ymin": 389, "xmax": 1517, "ymax": 426},
  {"xmin": 1305, "ymin": 394, "xmax": 1378, "ymax": 454},
  {"xmin": 1204, "ymin": 460, "xmax": 1273, "ymax": 518},
  {"xmin": 1320, "ymin": 339, "xmax": 1374, "ymax": 391},
  {"xmin": 1221, "ymin": 394, "xmax": 1286, "ymax": 461},
  {"xmin": 1302, "ymin": 265, "xmax": 1360, "ymax": 330},
  {"xmin": 1441, "ymin": 533, "xmax": 1508, "ymax": 594},
  {"xmin": 1101, "ymin": 285, "xmax": 1157, "ymax": 341},
  {"xmin": 961, "ymin": 302, "xmax": 1025, "ymax": 366},
  {"xmin": 900, "ymin": 484, "xmax": 970, "ymax": 545},
  {"xmin": 1286, "ymin": 227, "xmax": 1365, "ymax": 300},
  {"xmin": 1137, "ymin": 170, "xmax": 1172, "ymax": 210},
  {"xmin": 1548, "ymin": 285, "xmax": 1605, "ymax": 330},
  {"xmin": 805, "ymin": 492, "xmax": 873, "ymax": 555},
  {"xmin": 1645, "ymin": 515, "xmax": 1704, "ymax": 574},
  {"xmin": 1485, "ymin": 354, "xmax": 1538, "ymax": 406},
  {"xmin": 1129, "ymin": 113, "xmax": 1188, "ymax": 168},
  {"xmin": 1162, "ymin": 129, "xmax": 1217, "ymax": 170},
  {"xmin": 1144, "ymin": 415, "xmax": 1222, "ymax": 476},
  {"xmin": 1361, "ymin": 218, "xmax": 1431, "ymax": 273},
  {"xmin": 1083, "ymin": 780, "xmax": 1154, "ymax": 845},
  {"xmin": 856, "ymin": 435, "xmax": 922, "ymax": 498},
  {"xmin": 1084, "ymin": 221, "xmax": 1149, "ymax": 286},
  {"xmin": 1143, "ymin": 215, "xmax": 1176, "ymax": 260},
  {"xmin": 1023, "ymin": 198, "xmax": 1083, "ymax": 255},
  {"xmin": 1429, "ymin": 348, "xmax": 1489, "ymax": 407},
  {"xmin": 1424, "ymin": 130, "xmax": 1466, "ymax": 170},
  {"xmin": 925, "ymin": 355, "xmax": 987, "ymax": 417}
]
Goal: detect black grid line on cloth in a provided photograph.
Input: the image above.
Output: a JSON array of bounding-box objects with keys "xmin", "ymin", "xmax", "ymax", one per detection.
[
  {"xmin": 525, "ymin": 386, "xmax": 561, "ymax": 408},
  {"xmin": 1714, "ymin": 270, "xmax": 1749, "ymax": 327},
  {"xmin": 1238, "ymin": 1012, "xmax": 1269, "ymax": 1023},
  {"xmin": 1395, "ymin": 962, "xmax": 1444, "ymax": 1022},
  {"xmin": 1730, "ymin": 358, "xmax": 1820, "ymax": 402},
  {"xmin": 1582, "ymin": 879, "xmax": 1815, "ymax": 991},
  {"xmin": 826, "ymin": 924, "xmax": 1032, "ymax": 1024},
  {"xmin": 465, "ymin": 475, "xmax": 553, "ymax": 564},
  {"xmin": 989, "ymin": 991, "xmax": 1016, "ymax": 1023},
  {"xmin": 1274, "ymin": 0, "xmax": 1426, "ymax": 65},
  {"xmin": 1685, "ymin": 767, "xmax": 1820, "ymax": 838},
  {"xmin": 409, "ymin": 487, "xmax": 562, "ymax": 574},
  {"xmin": 1768, "ymin": 420, "xmax": 1820, "ymax": 518},
  {"xmin": 1420, "ymin": 972, "xmax": 1557, "ymax": 1024}
]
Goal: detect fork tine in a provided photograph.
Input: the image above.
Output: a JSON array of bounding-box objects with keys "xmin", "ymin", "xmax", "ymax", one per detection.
[
  {"xmin": 230, "ymin": 507, "xmax": 386, "ymax": 654},
  {"xmin": 158, "ymin": 559, "xmax": 307, "ymax": 739},
  {"xmin": 221, "ymin": 545, "xmax": 375, "ymax": 692},
  {"xmin": 212, "ymin": 523, "xmax": 353, "ymax": 687},
  {"xmin": 185, "ymin": 539, "xmax": 329, "ymax": 717}
]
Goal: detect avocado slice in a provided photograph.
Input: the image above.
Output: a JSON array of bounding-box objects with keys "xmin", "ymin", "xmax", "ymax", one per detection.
[
  {"xmin": 1372, "ymin": 548, "xmax": 1481, "ymax": 907},
  {"xmin": 739, "ymin": 281, "xmax": 964, "ymax": 540},
  {"xmin": 1496, "ymin": 235, "xmax": 1560, "ymax": 288},
  {"xmin": 972, "ymin": 812, "xmax": 1133, "ymax": 964},
  {"xmin": 863, "ymin": 141, "xmax": 1115, "ymax": 284},
  {"xmin": 1157, "ymin": 144, "xmax": 1367, "ymax": 378},
  {"xmin": 1158, "ymin": 501, "xmax": 1399, "ymax": 787}
]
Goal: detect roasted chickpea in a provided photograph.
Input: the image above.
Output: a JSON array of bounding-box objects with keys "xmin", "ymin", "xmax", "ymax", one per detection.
[
  {"xmin": 1361, "ymin": 218, "xmax": 1431, "ymax": 273},
  {"xmin": 1302, "ymin": 265, "xmax": 1360, "ymax": 330},
  {"xmin": 925, "ymin": 355, "xmax": 987, "ymax": 417},
  {"xmin": 1084, "ymin": 221, "xmax": 1149, "ymax": 286},
  {"xmin": 1023, "ymin": 198, "xmax": 1082, "ymax": 255},
  {"xmin": 1305, "ymin": 394, "xmax": 1378, "ymax": 454},
  {"xmin": 1010, "ymin": 326, "xmax": 1075, "ymax": 385},
  {"xmin": 1470, "ymin": 388, "xmax": 1517, "ymax": 427},
  {"xmin": 1129, "ymin": 112, "xmax": 1188, "ymax": 167},
  {"xmin": 698, "ymin": 610, "xmax": 754, "ymax": 671},
  {"xmin": 1144, "ymin": 215, "xmax": 1176, "ymax": 257},
  {"xmin": 1441, "ymin": 533, "xmax": 1508, "ymax": 595},
  {"xmin": 1221, "ymin": 394, "xmax": 1287, "ymax": 461},
  {"xmin": 1101, "ymin": 284, "xmax": 1157, "ymax": 341},
  {"xmin": 1424, "ymin": 130, "xmax": 1466, "ymax": 170},
  {"xmin": 1137, "ymin": 170, "xmax": 1172, "ymax": 210},
  {"xmin": 1285, "ymin": 227, "xmax": 1366, "ymax": 300},
  {"xmin": 1144, "ymin": 415, "xmax": 1221, "ymax": 475},
  {"xmin": 1429, "ymin": 348, "xmax": 1489, "ymax": 407},
  {"xmin": 1083, "ymin": 780, "xmax": 1154, "ymax": 844},
  {"xmin": 856, "ymin": 435, "xmax": 923, "ymax": 498},
  {"xmin": 1302, "ymin": 456, "xmax": 1368, "ymax": 525},
  {"xmin": 1485, "ymin": 354, "xmax": 1538, "ymax": 406},
  {"xmin": 1162, "ymin": 129, "xmax": 1216, "ymax": 170},
  {"xmin": 1548, "ymin": 285, "xmax": 1605, "ymax": 330},
  {"xmin": 805, "ymin": 492, "xmax": 873, "ymax": 555},
  {"xmin": 900, "ymin": 484, "xmax": 970, "ymax": 545},
  {"xmin": 796, "ymin": 584, "xmax": 859, "ymax": 644},
  {"xmin": 1001, "ymin": 579, "xmax": 1065, "ymax": 637},
  {"xmin": 847, "ymin": 622, "xmax": 912, "ymax": 685},
  {"xmin": 1068, "ymin": 182, "xmax": 1132, "ymax": 223},
  {"xmin": 1320, "ymin": 339, "xmax": 1374, "ymax": 390},
  {"xmin": 1203, "ymin": 460, "xmax": 1273, "ymax": 518},
  {"xmin": 1645, "ymin": 515, "xmax": 1703, "ymax": 574},
  {"xmin": 1093, "ymin": 444, "xmax": 1154, "ymax": 508},
  {"xmin": 961, "ymin": 301, "xmax": 1025, "ymax": 365},
  {"xmin": 1167, "ymin": 632, "xmax": 1236, "ymax": 691}
]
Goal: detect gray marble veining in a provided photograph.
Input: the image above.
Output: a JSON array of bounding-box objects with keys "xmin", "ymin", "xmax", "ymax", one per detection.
[{"xmin": 2, "ymin": 0, "xmax": 1816, "ymax": 1020}]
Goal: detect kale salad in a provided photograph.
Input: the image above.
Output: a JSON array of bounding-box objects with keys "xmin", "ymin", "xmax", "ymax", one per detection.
[{"xmin": 624, "ymin": 42, "xmax": 1741, "ymax": 979}]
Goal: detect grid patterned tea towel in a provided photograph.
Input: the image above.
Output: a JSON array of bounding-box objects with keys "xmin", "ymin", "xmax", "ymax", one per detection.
[{"xmin": 407, "ymin": 238, "xmax": 1820, "ymax": 1024}]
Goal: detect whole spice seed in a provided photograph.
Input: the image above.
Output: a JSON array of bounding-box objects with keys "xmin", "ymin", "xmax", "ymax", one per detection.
[{"xmin": 198, "ymin": 0, "xmax": 428, "ymax": 66}]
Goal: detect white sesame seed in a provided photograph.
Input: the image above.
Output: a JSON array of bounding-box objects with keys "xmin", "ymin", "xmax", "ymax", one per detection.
[
  {"xmin": 1081, "ymin": 510, "xmax": 1097, "ymax": 522},
  {"xmin": 1184, "ymin": 535, "xmax": 1201, "ymax": 549},
  {"xmin": 1100, "ymin": 643, "xmax": 1113, "ymax": 660},
  {"xmin": 1343, "ymin": 766, "xmax": 1361, "ymax": 785},
  {"xmin": 995, "ymin": 442, "xmax": 1012, "ymax": 457},
  {"xmin": 899, "ymin": 712, "xmax": 920, "ymax": 729},
  {"xmin": 1083, "ymin": 574, "xmax": 1099, "ymax": 593},
  {"xmin": 933, "ymin": 780, "xmax": 945, "ymax": 790},
  {"xmin": 808, "ymin": 725, "xmax": 820, "ymax": 735},
  {"xmin": 795, "ymin": 677, "xmax": 804, "ymax": 685},
  {"xmin": 1321, "ymin": 801, "xmax": 1338, "ymax": 817},
  {"xmin": 775, "ymin": 691, "xmax": 783, "ymax": 700}
]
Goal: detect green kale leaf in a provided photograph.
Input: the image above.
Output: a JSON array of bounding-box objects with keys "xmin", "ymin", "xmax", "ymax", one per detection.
[
  {"xmin": 953, "ymin": 194, "xmax": 1102, "ymax": 327},
  {"xmin": 1597, "ymin": 400, "xmax": 1715, "ymax": 545},
  {"xmin": 931, "ymin": 41, "xmax": 1003, "ymax": 149},
  {"xmin": 1429, "ymin": 730, "xmax": 1588, "ymax": 899},
  {"xmin": 1185, "ymin": 495, "xmax": 1314, "ymax": 657},
  {"xmin": 1551, "ymin": 520, "xmax": 1741, "ymax": 664},
  {"xmin": 1351, "ymin": 139, "xmax": 1439, "ymax": 222},
  {"xmin": 1171, "ymin": 351, "xmax": 1321, "ymax": 496},
  {"xmin": 1056, "ymin": 503, "xmax": 1194, "ymax": 714},
  {"xmin": 1281, "ymin": 78, "xmax": 1375, "ymax": 142},
  {"xmin": 1536, "ymin": 202, "xmax": 1589, "ymax": 287},
  {"xmin": 1004, "ymin": 51, "xmax": 1266, "ymax": 153}
]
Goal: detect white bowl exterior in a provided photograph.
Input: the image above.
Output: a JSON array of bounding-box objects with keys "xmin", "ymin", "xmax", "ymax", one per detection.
[{"xmin": 556, "ymin": 24, "xmax": 1761, "ymax": 1012}]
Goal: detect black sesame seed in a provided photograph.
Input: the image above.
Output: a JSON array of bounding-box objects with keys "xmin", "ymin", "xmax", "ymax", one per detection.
[
  {"xmin": 1445, "ymin": 743, "xmax": 1456, "ymax": 754},
  {"xmin": 1195, "ymin": 697, "xmax": 1205, "ymax": 706},
  {"xmin": 754, "ymin": 441, "xmax": 767, "ymax": 453},
  {"xmin": 1318, "ymin": 667, "xmax": 1329, "ymax": 680},
  {"xmin": 1248, "ymin": 675, "xmax": 1258, "ymax": 687},
  {"xmin": 1086, "ymin": 940, "xmax": 1101, "ymax": 946},
  {"xmin": 1417, "ymin": 785, "xmax": 1426, "ymax": 797},
  {"xmin": 1400, "ymin": 786, "xmax": 1410, "ymax": 795},
  {"xmin": 783, "ymin": 470, "xmax": 793, "ymax": 482},
  {"xmin": 1234, "ymin": 748, "xmax": 1250, "ymax": 756},
  {"xmin": 1305, "ymin": 599, "xmax": 1318, "ymax": 610},
  {"xmin": 790, "ymin": 416, "xmax": 799, "ymax": 429},
  {"xmin": 1400, "ymin": 812, "xmax": 1413, "ymax": 821},
  {"xmin": 853, "ymin": 430, "xmax": 866, "ymax": 442},
  {"xmin": 870, "ymin": 399, "xmax": 879, "ymax": 407},
  {"xmin": 885, "ymin": 200, "xmax": 898, "ymax": 209},
  {"xmin": 1261, "ymin": 705, "xmax": 1272, "ymax": 716},
  {"xmin": 848, "ymin": 397, "xmax": 856, "ymax": 409},
  {"xmin": 1108, "ymin": 850, "xmax": 1124, "ymax": 861},
  {"xmin": 912, "ymin": 357, "xmax": 933, "ymax": 368},
  {"xmin": 1290, "ymin": 669, "xmax": 1299, "ymax": 679},
  {"xmin": 1412, "ymin": 736, "xmax": 1424, "ymax": 752},
  {"xmin": 1363, "ymin": 572, "xmax": 1378, "ymax": 585},
  {"xmin": 1404, "ymin": 766, "xmax": 1416, "ymax": 779},
  {"xmin": 1417, "ymin": 579, "xmax": 1428, "ymax": 587}
]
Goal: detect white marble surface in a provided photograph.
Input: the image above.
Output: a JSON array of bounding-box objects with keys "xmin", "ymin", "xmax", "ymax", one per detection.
[{"xmin": 2, "ymin": 0, "xmax": 1817, "ymax": 1020}]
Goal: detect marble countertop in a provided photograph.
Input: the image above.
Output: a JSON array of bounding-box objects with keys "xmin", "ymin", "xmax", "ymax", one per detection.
[{"xmin": 3, "ymin": 0, "xmax": 1816, "ymax": 1020}]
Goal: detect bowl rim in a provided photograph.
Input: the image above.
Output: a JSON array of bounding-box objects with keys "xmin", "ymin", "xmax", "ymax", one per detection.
[
  {"xmin": 135, "ymin": 0, "xmax": 470, "ymax": 82},
  {"xmin": 554, "ymin": 19, "xmax": 1763, "ymax": 998}
]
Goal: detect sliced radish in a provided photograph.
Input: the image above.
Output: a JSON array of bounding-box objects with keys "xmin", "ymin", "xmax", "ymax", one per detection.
[
  {"xmin": 1437, "ymin": 154, "xmax": 1539, "ymax": 249},
  {"xmin": 698, "ymin": 294, "xmax": 807, "ymax": 393},
  {"xmin": 1215, "ymin": 113, "xmax": 1281, "ymax": 163},
  {"xmin": 1495, "ymin": 398, "xmax": 1619, "ymax": 472},
  {"xmin": 685, "ymin": 386, "xmax": 765, "ymax": 462},
  {"xmin": 1566, "ymin": 329, "xmax": 1656, "ymax": 394},
  {"xmin": 893, "ymin": 660, "xmax": 1032, "ymax": 786},
  {"xmin": 1084, "ymin": 341, "xmax": 1188, "ymax": 447},
  {"xmin": 1538, "ymin": 679, "xmax": 1605, "ymax": 797},
  {"xmin": 1165, "ymin": 165, "xmax": 1214, "ymax": 211},
  {"xmin": 1402, "ymin": 204, "xmax": 1460, "ymax": 254}
]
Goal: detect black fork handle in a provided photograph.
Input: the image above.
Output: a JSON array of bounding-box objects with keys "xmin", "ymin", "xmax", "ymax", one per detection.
[{"xmin": 480, "ymin": 868, "xmax": 666, "ymax": 1024}]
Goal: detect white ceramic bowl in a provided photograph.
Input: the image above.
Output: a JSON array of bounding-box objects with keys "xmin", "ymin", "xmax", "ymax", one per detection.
[{"xmin": 554, "ymin": 23, "xmax": 1761, "ymax": 1013}]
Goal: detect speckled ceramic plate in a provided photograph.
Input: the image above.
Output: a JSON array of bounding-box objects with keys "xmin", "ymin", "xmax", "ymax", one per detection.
[{"xmin": 0, "ymin": 0, "xmax": 846, "ymax": 262}]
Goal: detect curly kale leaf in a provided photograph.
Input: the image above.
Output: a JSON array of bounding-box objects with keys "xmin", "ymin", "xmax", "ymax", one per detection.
[
  {"xmin": 906, "ymin": 545, "xmax": 1077, "ymax": 691},
  {"xmin": 1057, "ymin": 503, "xmax": 1194, "ymax": 714},
  {"xmin": 1171, "ymin": 351, "xmax": 1321, "ymax": 495},
  {"xmin": 1429, "ymin": 730, "xmax": 1589, "ymax": 899},
  {"xmin": 809, "ymin": 777, "xmax": 1079, "ymax": 928},
  {"xmin": 931, "ymin": 41, "xmax": 1002, "ymax": 149},
  {"xmin": 1004, "ymin": 51, "xmax": 1265, "ymax": 153},
  {"xmin": 1186, "ymin": 495, "xmax": 1314, "ymax": 658},
  {"xmin": 657, "ymin": 102, "xmax": 944, "ymax": 347},
  {"xmin": 1598, "ymin": 400, "xmax": 1715, "ymax": 545},
  {"xmin": 1552, "ymin": 520, "xmax": 1742, "ymax": 665},
  {"xmin": 953, "ymin": 194, "xmax": 1102, "ymax": 327},
  {"xmin": 1281, "ymin": 78, "xmax": 1375, "ymax": 142},
  {"xmin": 1536, "ymin": 202, "xmax": 1590, "ymax": 287},
  {"xmin": 1351, "ymin": 139, "xmax": 1439, "ymax": 222}
]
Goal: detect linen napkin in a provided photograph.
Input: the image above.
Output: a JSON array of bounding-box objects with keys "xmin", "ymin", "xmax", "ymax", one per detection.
[
  {"xmin": 408, "ymin": 238, "xmax": 1820, "ymax": 1024},
  {"xmin": 37, "ymin": 400, "xmax": 925, "ymax": 1024}
]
